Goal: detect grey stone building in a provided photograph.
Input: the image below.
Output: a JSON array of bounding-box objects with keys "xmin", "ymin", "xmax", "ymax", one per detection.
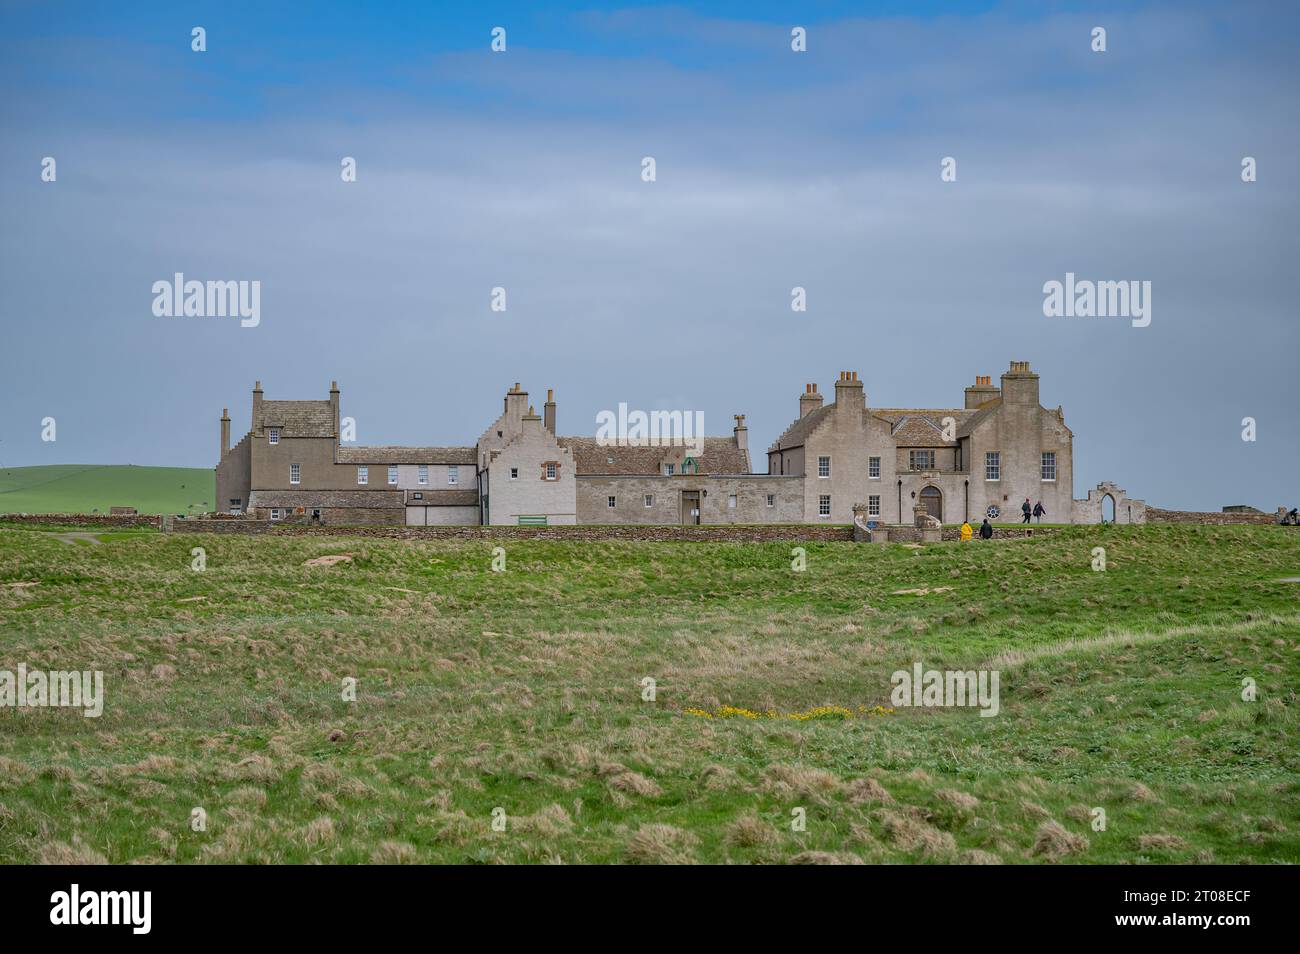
[
  {"xmin": 215, "ymin": 361, "xmax": 1128, "ymax": 526},
  {"xmin": 769, "ymin": 362, "xmax": 1075, "ymax": 525}
]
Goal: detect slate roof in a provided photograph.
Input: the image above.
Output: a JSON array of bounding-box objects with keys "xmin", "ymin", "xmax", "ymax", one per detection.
[
  {"xmin": 259, "ymin": 401, "xmax": 335, "ymax": 438},
  {"xmin": 247, "ymin": 490, "xmax": 403, "ymax": 508},
  {"xmin": 956, "ymin": 399, "xmax": 1002, "ymax": 438},
  {"xmin": 336, "ymin": 446, "xmax": 477, "ymax": 465},
  {"xmin": 769, "ymin": 404, "xmax": 978, "ymax": 452},
  {"xmin": 768, "ymin": 405, "xmax": 833, "ymax": 452},
  {"xmin": 558, "ymin": 437, "xmax": 750, "ymax": 475}
]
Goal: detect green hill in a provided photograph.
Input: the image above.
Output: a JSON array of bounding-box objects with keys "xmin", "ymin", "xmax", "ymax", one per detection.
[{"xmin": 0, "ymin": 464, "xmax": 214, "ymax": 515}]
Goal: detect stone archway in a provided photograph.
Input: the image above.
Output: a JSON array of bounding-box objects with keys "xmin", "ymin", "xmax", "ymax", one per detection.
[
  {"xmin": 919, "ymin": 486, "xmax": 943, "ymax": 523},
  {"xmin": 1072, "ymin": 481, "xmax": 1147, "ymax": 524}
]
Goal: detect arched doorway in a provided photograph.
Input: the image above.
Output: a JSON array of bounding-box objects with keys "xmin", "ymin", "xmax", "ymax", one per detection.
[
  {"xmin": 920, "ymin": 486, "xmax": 943, "ymax": 523},
  {"xmin": 1101, "ymin": 494, "xmax": 1116, "ymax": 524}
]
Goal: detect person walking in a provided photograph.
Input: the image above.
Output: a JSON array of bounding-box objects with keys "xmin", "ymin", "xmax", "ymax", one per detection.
[
  {"xmin": 1032, "ymin": 500, "xmax": 1046, "ymax": 523},
  {"xmin": 979, "ymin": 517, "xmax": 993, "ymax": 539},
  {"xmin": 1021, "ymin": 498, "xmax": 1032, "ymax": 524},
  {"xmin": 960, "ymin": 520, "xmax": 973, "ymax": 542}
]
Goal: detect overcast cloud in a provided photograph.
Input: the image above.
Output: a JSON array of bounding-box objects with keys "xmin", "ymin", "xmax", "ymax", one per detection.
[{"xmin": 1, "ymin": 1, "xmax": 1296, "ymax": 509}]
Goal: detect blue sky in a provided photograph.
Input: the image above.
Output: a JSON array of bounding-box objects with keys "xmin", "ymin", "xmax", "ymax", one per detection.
[{"xmin": 1, "ymin": 0, "xmax": 1296, "ymax": 509}]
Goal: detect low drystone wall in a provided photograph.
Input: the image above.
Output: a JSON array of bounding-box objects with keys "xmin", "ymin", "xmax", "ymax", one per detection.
[
  {"xmin": 939, "ymin": 525, "xmax": 1062, "ymax": 542},
  {"xmin": 169, "ymin": 519, "xmax": 855, "ymax": 542},
  {"xmin": 0, "ymin": 512, "xmax": 163, "ymax": 529},
  {"xmin": 1145, "ymin": 508, "xmax": 1280, "ymax": 526}
]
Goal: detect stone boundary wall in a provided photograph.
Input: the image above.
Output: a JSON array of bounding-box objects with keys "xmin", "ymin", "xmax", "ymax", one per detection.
[
  {"xmin": 939, "ymin": 525, "xmax": 1062, "ymax": 542},
  {"xmin": 0, "ymin": 513, "xmax": 163, "ymax": 529},
  {"xmin": 168, "ymin": 519, "xmax": 855, "ymax": 542},
  {"xmin": 167, "ymin": 519, "xmax": 1062, "ymax": 543},
  {"xmin": 1145, "ymin": 508, "xmax": 1279, "ymax": 526}
]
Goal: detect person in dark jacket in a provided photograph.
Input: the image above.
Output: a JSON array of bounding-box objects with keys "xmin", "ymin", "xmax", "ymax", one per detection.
[
  {"xmin": 1032, "ymin": 500, "xmax": 1046, "ymax": 523},
  {"xmin": 1021, "ymin": 498, "xmax": 1032, "ymax": 524},
  {"xmin": 979, "ymin": 518, "xmax": 993, "ymax": 539}
]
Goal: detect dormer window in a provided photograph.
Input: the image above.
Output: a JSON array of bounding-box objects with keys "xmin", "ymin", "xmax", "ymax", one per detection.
[
  {"xmin": 268, "ymin": 428, "xmax": 280, "ymax": 445},
  {"xmin": 664, "ymin": 463, "xmax": 675, "ymax": 476}
]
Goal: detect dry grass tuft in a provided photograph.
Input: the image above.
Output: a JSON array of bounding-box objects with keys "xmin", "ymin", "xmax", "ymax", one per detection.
[
  {"xmin": 369, "ymin": 840, "xmax": 418, "ymax": 864},
  {"xmin": 878, "ymin": 809, "xmax": 956, "ymax": 856},
  {"xmin": 226, "ymin": 786, "xmax": 267, "ymax": 808},
  {"xmin": 845, "ymin": 777, "xmax": 893, "ymax": 804},
  {"xmin": 596, "ymin": 761, "xmax": 661, "ymax": 798},
  {"xmin": 513, "ymin": 804, "xmax": 574, "ymax": 838},
  {"xmin": 625, "ymin": 823, "xmax": 699, "ymax": 864},
  {"xmin": 726, "ymin": 812, "xmax": 778, "ymax": 849},
  {"xmin": 762, "ymin": 763, "xmax": 842, "ymax": 801},
  {"xmin": 222, "ymin": 754, "xmax": 279, "ymax": 784},
  {"xmin": 302, "ymin": 816, "xmax": 336, "ymax": 846},
  {"xmin": 37, "ymin": 835, "xmax": 107, "ymax": 865},
  {"xmin": 700, "ymin": 764, "xmax": 740, "ymax": 791},
  {"xmin": 936, "ymin": 789, "xmax": 979, "ymax": 811},
  {"xmin": 788, "ymin": 850, "xmax": 864, "ymax": 864},
  {"xmin": 1031, "ymin": 821, "xmax": 1089, "ymax": 860}
]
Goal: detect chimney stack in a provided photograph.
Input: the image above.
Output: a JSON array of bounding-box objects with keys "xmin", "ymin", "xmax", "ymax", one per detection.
[
  {"xmin": 252, "ymin": 380, "xmax": 263, "ymax": 434},
  {"xmin": 799, "ymin": 383, "xmax": 823, "ymax": 418},
  {"xmin": 833, "ymin": 370, "xmax": 865, "ymax": 410},
  {"xmin": 329, "ymin": 380, "xmax": 340, "ymax": 438},
  {"xmin": 544, "ymin": 388, "xmax": 556, "ymax": 434},
  {"xmin": 733, "ymin": 413, "xmax": 748, "ymax": 452},
  {"xmin": 1000, "ymin": 360, "xmax": 1040, "ymax": 406},
  {"xmin": 964, "ymin": 374, "xmax": 1000, "ymax": 409},
  {"xmin": 220, "ymin": 407, "xmax": 230, "ymax": 460},
  {"xmin": 503, "ymin": 382, "xmax": 529, "ymax": 428}
]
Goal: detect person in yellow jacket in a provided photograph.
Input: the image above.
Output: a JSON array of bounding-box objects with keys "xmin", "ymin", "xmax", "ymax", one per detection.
[{"xmin": 960, "ymin": 521, "xmax": 973, "ymax": 542}]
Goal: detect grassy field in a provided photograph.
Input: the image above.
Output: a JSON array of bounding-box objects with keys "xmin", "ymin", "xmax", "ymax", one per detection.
[
  {"xmin": 0, "ymin": 465, "xmax": 214, "ymax": 516},
  {"xmin": 0, "ymin": 523, "xmax": 1297, "ymax": 864}
]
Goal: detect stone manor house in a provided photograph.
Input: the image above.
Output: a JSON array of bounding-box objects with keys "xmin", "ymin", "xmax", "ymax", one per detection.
[{"xmin": 214, "ymin": 362, "xmax": 1145, "ymax": 527}]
